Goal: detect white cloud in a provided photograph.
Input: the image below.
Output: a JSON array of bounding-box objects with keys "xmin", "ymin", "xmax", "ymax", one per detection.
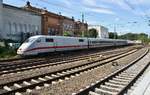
[
  {"xmin": 82, "ymin": 0, "xmax": 97, "ymax": 6},
  {"xmin": 82, "ymin": 0, "xmax": 115, "ymax": 15},
  {"xmin": 85, "ymin": 7, "xmax": 115, "ymax": 15},
  {"xmin": 61, "ymin": 0, "xmax": 71, "ymax": 6},
  {"xmin": 88, "ymin": 20, "xmax": 99, "ymax": 25},
  {"xmin": 96, "ymin": 0, "xmax": 134, "ymax": 11},
  {"xmin": 128, "ymin": 0, "xmax": 150, "ymax": 5},
  {"xmin": 82, "ymin": 0, "xmax": 109, "ymax": 8}
]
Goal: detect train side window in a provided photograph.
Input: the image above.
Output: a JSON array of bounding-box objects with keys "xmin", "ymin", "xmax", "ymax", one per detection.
[
  {"xmin": 46, "ymin": 38, "xmax": 54, "ymax": 42},
  {"xmin": 79, "ymin": 39, "xmax": 84, "ymax": 42}
]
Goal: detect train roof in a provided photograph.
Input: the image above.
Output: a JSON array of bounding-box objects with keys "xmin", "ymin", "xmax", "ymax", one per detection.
[
  {"xmin": 29, "ymin": 35, "xmax": 127, "ymax": 41},
  {"xmin": 29, "ymin": 35, "xmax": 88, "ymax": 39}
]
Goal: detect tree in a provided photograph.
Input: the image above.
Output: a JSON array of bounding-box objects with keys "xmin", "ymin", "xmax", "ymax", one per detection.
[
  {"xmin": 118, "ymin": 33, "xmax": 138, "ymax": 40},
  {"xmin": 88, "ymin": 28, "xmax": 98, "ymax": 38},
  {"xmin": 63, "ymin": 31, "xmax": 72, "ymax": 36},
  {"xmin": 138, "ymin": 33, "xmax": 149, "ymax": 44},
  {"xmin": 118, "ymin": 32, "xmax": 150, "ymax": 44},
  {"xmin": 109, "ymin": 32, "xmax": 118, "ymax": 39},
  {"xmin": 83, "ymin": 31, "xmax": 89, "ymax": 37}
]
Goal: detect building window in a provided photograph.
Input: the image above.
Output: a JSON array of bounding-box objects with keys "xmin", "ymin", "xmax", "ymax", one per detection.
[
  {"xmin": 5, "ymin": 22, "xmax": 10, "ymax": 37},
  {"xmin": 17, "ymin": 24, "xmax": 20, "ymax": 33},
  {"xmin": 7, "ymin": 22, "xmax": 11, "ymax": 35},
  {"xmin": 16, "ymin": 24, "xmax": 18, "ymax": 33},
  {"xmin": 32, "ymin": 25, "xmax": 35, "ymax": 34},
  {"xmin": 12, "ymin": 23, "xmax": 17, "ymax": 34},
  {"xmin": 24, "ymin": 24, "xmax": 27, "ymax": 33},
  {"xmin": 19, "ymin": 24, "xmax": 23, "ymax": 33},
  {"xmin": 48, "ymin": 28, "xmax": 51, "ymax": 35},
  {"xmin": 26, "ymin": 24, "xmax": 29, "ymax": 33},
  {"xmin": 29, "ymin": 24, "xmax": 31, "ymax": 33},
  {"xmin": 35, "ymin": 26, "xmax": 38, "ymax": 35},
  {"xmin": 52, "ymin": 28, "xmax": 54, "ymax": 32},
  {"xmin": 7, "ymin": 22, "xmax": 12, "ymax": 39}
]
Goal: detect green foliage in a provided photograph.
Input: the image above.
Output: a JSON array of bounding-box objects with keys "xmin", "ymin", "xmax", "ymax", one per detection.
[
  {"xmin": 87, "ymin": 28, "xmax": 98, "ymax": 38},
  {"xmin": 0, "ymin": 46, "xmax": 16, "ymax": 58},
  {"xmin": 109, "ymin": 32, "xmax": 118, "ymax": 39},
  {"xmin": 63, "ymin": 31, "xmax": 72, "ymax": 36},
  {"xmin": 137, "ymin": 33, "xmax": 149, "ymax": 43},
  {"xmin": 83, "ymin": 31, "xmax": 89, "ymax": 37},
  {"xmin": 118, "ymin": 33, "xmax": 138, "ymax": 40},
  {"xmin": 118, "ymin": 32, "xmax": 150, "ymax": 44}
]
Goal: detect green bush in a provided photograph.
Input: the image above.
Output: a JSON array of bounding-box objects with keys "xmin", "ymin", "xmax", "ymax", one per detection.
[{"xmin": 0, "ymin": 46, "xmax": 16, "ymax": 58}]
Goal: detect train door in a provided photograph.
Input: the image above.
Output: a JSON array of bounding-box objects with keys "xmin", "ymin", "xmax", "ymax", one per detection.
[
  {"xmin": 34, "ymin": 38, "xmax": 42, "ymax": 54},
  {"xmin": 55, "ymin": 37, "xmax": 65, "ymax": 51},
  {"xmin": 45, "ymin": 38, "xmax": 55, "ymax": 52}
]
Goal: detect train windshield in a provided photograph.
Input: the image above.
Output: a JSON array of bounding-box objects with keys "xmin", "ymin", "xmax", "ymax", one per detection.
[{"xmin": 24, "ymin": 38, "xmax": 36, "ymax": 43}]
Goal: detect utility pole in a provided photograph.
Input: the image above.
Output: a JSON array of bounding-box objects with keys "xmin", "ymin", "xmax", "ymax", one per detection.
[
  {"xmin": 114, "ymin": 24, "xmax": 116, "ymax": 39},
  {"xmin": 81, "ymin": 12, "xmax": 84, "ymax": 37},
  {"xmin": 82, "ymin": 12, "xmax": 84, "ymax": 23},
  {"xmin": 58, "ymin": 12, "xmax": 62, "ymax": 36}
]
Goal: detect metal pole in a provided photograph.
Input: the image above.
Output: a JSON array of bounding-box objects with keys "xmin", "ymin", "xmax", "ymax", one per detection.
[{"xmin": 114, "ymin": 24, "xmax": 116, "ymax": 39}]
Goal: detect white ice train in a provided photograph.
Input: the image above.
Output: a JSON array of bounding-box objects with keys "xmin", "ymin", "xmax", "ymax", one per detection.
[{"xmin": 17, "ymin": 35, "xmax": 129, "ymax": 56}]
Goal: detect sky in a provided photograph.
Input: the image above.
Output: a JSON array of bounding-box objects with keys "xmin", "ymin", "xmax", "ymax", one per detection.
[{"xmin": 3, "ymin": 0, "xmax": 150, "ymax": 35}]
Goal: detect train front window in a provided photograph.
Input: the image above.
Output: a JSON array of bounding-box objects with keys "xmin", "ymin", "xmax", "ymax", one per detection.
[
  {"xmin": 24, "ymin": 38, "xmax": 36, "ymax": 43},
  {"xmin": 46, "ymin": 38, "xmax": 54, "ymax": 42},
  {"xmin": 36, "ymin": 39, "xmax": 41, "ymax": 43}
]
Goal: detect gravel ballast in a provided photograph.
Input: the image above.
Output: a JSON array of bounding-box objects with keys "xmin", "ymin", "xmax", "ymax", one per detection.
[
  {"xmin": 0, "ymin": 47, "xmax": 136, "ymax": 85},
  {"xmin": 23, "ymin": 48, "xmax": 147, "ymax": 95}
]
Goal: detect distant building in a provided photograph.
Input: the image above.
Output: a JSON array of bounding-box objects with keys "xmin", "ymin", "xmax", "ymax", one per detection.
[
  {"xmin": 88, "ymin": 25, "xmax": 109, "ymax": 38},
  {"xmin": 0, "ymin": 0, "xmax": 41, "ymax": 42},
  {"xmin": 75, "ymin": 21, "xmax": 88, "ymax": 36},
  {"xmin": 24, "ymin": 1, "xmax": 88, "ymax": 36}
]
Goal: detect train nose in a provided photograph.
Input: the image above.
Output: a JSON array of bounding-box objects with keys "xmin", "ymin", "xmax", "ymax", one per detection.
[{"xmin": 17, "ymin": 48, "xmax": 24, "ymax": 55}]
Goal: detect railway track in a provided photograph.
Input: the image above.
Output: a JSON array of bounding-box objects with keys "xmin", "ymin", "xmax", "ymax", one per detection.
[
  {"xmin": 0, "ymin": 47, "xmax": 138, "ymax": 75},
  {"xmin": 1, "ymin": 45, "xmax": 140, "ymax": 63},
  {"xmin": 0, "ymin": 47, "xmax": 139, "ymax": 95},
  {"xmin": 0, "ymin": 46, "xmax": 126, "ymax": 62},
  {"xmin": 0, "ymin": 45, "xmax": 141, "ymax": 65},
  {"xmin": 73, "ymin": 48, "xmax": 149, "ymax": 95}
]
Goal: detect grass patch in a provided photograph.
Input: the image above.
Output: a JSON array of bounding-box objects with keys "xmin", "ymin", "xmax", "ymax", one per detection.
[{"xmin": 0, "ymin": 47, "xmax": 17, "ymax": 59}]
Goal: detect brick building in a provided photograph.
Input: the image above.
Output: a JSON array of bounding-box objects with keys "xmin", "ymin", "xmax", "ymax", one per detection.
[
  {"xmin": 75, "ymin": 21, "xmax": 88, "ymax": 36},
  {"xmin": 24, "ymin": 1, "xmax": 88, "ymax": 36}
]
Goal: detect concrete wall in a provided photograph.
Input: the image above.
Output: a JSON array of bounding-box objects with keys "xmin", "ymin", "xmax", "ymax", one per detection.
[
  {"xmin": 1, "ymin": 3, "xmax": 41, "ymax": 42},
  {"xmin": 0, "ymin": 0, "xmax": 3, "ymax": 39},
  {"xmin": 100, "ymin": 26, "xmax": 109, "ymax": 38}
]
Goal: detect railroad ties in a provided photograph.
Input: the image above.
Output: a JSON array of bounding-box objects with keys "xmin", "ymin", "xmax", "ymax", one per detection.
[
  {"xmin": 75, "ymin": 48, "xmax": 150, "ymax": 95},
  {"xmin": 89, "ymin": 72, "xmax": 137, "ymax": 95},
  {"xmin": 0, "ymin": 46, "xmax": 144, "ymax": 95},
  {"xmin": 0, "ymin": 48, "xmax": 138, "ymax": 94}
]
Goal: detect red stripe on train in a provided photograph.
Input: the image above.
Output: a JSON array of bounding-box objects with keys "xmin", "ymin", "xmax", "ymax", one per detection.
[{"xmin": 25, "ymin": 45, "xmax": 88, "ymax": 52}]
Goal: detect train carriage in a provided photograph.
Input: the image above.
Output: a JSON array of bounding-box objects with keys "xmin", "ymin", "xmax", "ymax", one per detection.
[
  {"xmin": 54, "ymin": 36, "xmax": 88, "ymax": 51},
  {"xmin": 114, "ymin": 39, "xmax": 128, "ymax": 46},
  {"xmin": 88, "ymin": 38, "xmax": 115, "ymax": 48},
  {"xmin": 17, "ymin": 35, "xmax": 88, "ymax": 56}
]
